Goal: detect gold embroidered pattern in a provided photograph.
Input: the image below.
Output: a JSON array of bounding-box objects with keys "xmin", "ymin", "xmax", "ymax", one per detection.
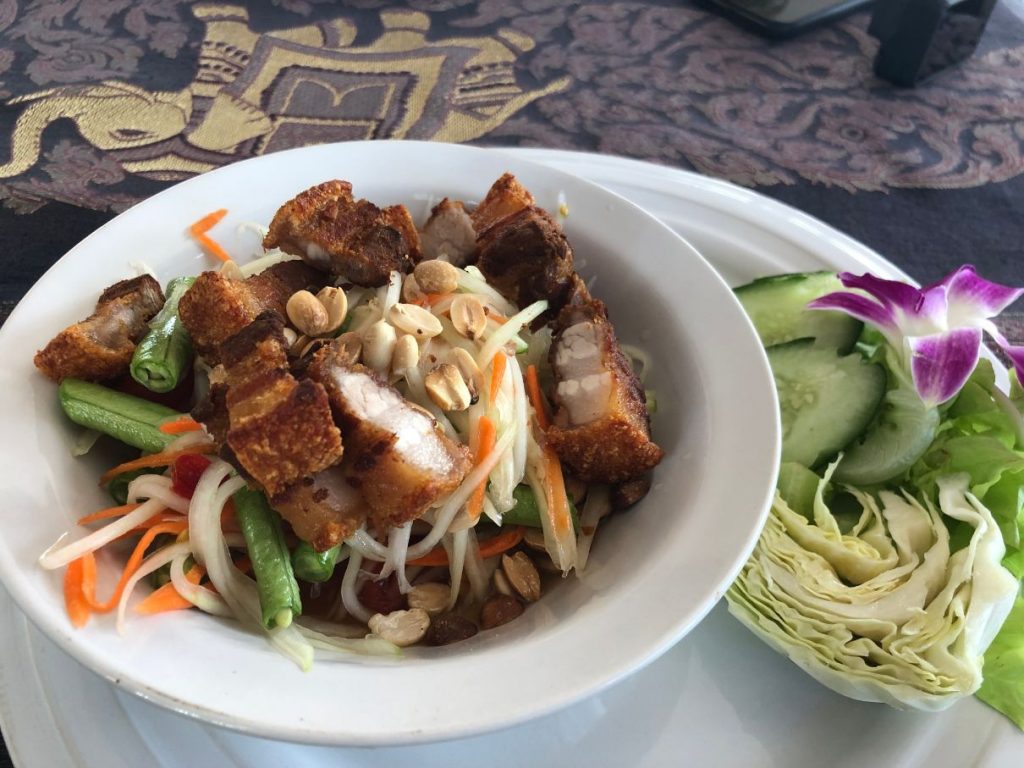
[{"xmin": 0, "ymin": 4, "xmax": 570, "ymax": 182}]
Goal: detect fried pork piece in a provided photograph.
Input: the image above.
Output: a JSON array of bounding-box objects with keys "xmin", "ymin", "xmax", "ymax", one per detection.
[
  {"xmin": 547, "ymin": 299, "xmax": 664, "ymax": 484},
  {"xmin": 419, "ymin": 198, "xmax": 476, "ymax": 265},
  {"xmin": 470, "ymin": 172, "xmax": 535, "ymax": 233},
  {"xmin": 475, "ymin": 206, "xmax": 576, "ymax": 311},
  {"xmin": 220, "ymin": 314, "xmax": 343, "ymax": 498},
  {"xmin": 308, "ymin": 342, "xmax": 472, "ymax": 529},
  {"xmin": 263, "ymin": 180, "xmax": 421, "ymax": 287},
  {"xmin": 178, "ymin": 261, "xmax": 323, "ymax": 363},
  {"xmin": 269, "ymin": 467, "xmax": 367, "ymax": 551},
  {"xmin": 34, "ymin": 275, "xmax": 165, "ymax": 382}
]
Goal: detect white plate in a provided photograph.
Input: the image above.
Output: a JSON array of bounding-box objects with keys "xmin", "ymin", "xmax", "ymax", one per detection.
[
  {"xmin": 1, "ymin": 149, "xmax": 1021, "ymax": 767},
  {"xmin": 0, "ymin": 142, "xmax": 779, "ymax": 745}
]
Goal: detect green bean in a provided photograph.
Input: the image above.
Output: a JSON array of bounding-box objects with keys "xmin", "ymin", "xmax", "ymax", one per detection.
[
  {"xmin": 105, "ymin": 467, "xmax": 160, "ymax": 505},
  {"xmin": 58, "ymin": 378, "xmax": 181, "ymax": 453},
  {"xmin": 291, "ymin": 541, "xmax": 341, "ymax": 583},
  {"xmin": 503, "ymin": 485, "xmax": 580, "ymax": 531},
  {"xmin": 232, "ymin": 487, "xmax": 302, "ymax": 629},
  {"xmin": 130, "ymin": 276, "xmax": 196, "ymax": 393}
]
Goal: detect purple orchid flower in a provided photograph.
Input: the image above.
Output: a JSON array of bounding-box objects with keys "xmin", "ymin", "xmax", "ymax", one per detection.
[{"xmin": 809, "ymin": 266, "xmax": 1024, "ymax": 408}]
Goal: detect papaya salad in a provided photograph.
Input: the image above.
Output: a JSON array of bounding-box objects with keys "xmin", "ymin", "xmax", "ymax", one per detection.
[{"xmin": 33, "ymin": 173, "xmax": 664, "ymax": 667}]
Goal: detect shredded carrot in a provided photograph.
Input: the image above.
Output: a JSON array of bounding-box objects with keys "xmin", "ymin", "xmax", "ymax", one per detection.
[
  {"xmin": 189, "ymin": 209, "xmax": 227, "ymax": 234},
  {"xmin": 467, "ymin": 415, "xmax": 497, "ymax": 522},
  {"xmin": 158, "ymin": 417, "xmax": 203, "ymax": 435},
  {"xmin": 99, "ymin": 443, "xmax": 213, "ymax": 486},
  {"xmin": 78, "ymin": 503, "xmax": 141, "ymax": 526},
  {"xmin": 81, "ymin": 520, "xmax": 189, "ymax": 613},
  {"xmin": 489, "ymin": 352, "xmax": 507, "ymax": 403},
  {"xmin": 424, "ymin": 293, "xmax": 449, "ymax": 306},
  {"xmin": 135, "ymin": 563, "xmax": 204, "ymax": 616},
  {"xmin": 407, "ymin": 526, "xmax": 524, "ymax": 567},
  {"xmin": 489, "ymin": 312, "xmax": 508, "ymax": 325},
  {"xmin": 188, "ymin": 209, "xmax": 230, "ymax": 262},
  {"xmin": 120, "ymin": 511, "xmax": 186, "ymax": 539},
  {"xmin": 525, "ymin": 364, "xmax": 550, "ymax": 430},
  {"xmin": 544, "ymin": 449, "xmax": 573, "ymax": 537},
  {"xmin": 64, "ymin": 558, "xmax": 91, "ymax": 628}
]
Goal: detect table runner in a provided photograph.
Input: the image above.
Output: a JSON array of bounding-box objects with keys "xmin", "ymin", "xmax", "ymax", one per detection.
[{"xmin": 0, "ymin": 1, "xmax": 1021, "ymax": 764}]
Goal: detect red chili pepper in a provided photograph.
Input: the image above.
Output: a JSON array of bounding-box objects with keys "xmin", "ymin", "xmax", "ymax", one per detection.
[{"xmin": 171, "ymin": 453, "xmax": 212, "ymax": 498}]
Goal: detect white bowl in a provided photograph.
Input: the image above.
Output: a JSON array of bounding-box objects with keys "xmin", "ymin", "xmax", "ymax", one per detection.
[{"xmin": 0, "ymin": 141, "xmax": 779, "ymax": 745}]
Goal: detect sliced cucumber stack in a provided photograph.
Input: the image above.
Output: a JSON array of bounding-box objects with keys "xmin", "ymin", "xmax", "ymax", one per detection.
[
  {"xmin": 833, "ymin": 385, "xmax": 939, "ymax": 486},
  {"xmin": 767, "ymin": 340, "xmax": 886, "ymax": 469},
  {"xmin": 735, "ymin": 272, "xmax": 863, "ymax": 353}
]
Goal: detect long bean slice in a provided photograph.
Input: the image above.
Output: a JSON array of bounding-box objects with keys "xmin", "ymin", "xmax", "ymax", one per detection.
[
  {"xmin": 58, "ymin": 378, "xmax": 181, "ymax": 453},
  {"xmin": 502, "ymin": 485, "xmax": 579, "ymax": 531},
  {"xmin": 232, "ymin": 488, "xmax": 302, "ymax": 629},
  {"xmin": 130, "ymin": 276, "xmax": 196, "ymax": 393},
  {"xmin": 291, "ymin": 542, "xmax": 341, "ymax": 583}
]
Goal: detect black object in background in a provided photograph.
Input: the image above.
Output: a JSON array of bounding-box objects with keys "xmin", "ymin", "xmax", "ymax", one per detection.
[
  {"xmin": 705, "ymin": 0, "xmax": 877, "ymax": 37},
  {"xmin": 870, "ymin": 0, "xmax": 998, "ymax": 86}
]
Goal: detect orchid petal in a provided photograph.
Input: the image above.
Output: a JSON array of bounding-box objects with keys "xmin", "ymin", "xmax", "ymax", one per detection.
[
  {"xmin": 908, "ymin": 328, "xmax": 983, "ymax": 408},
  {"xmin": 943, "ymin": 265, "xmax": 1024, "ymax": 324},
  {"xmin": 837, "ymin": 272, "xmax": 923, "ymax": 313},
  {"xmin": 982, "ymin": 321, "xmax": 1024, "ymax": 386},
  {"xmin": 808, "ymin": 292, "xmax": 895, "ymax": 330}
]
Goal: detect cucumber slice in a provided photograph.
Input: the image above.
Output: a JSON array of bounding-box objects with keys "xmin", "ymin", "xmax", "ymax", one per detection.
[
  {"xmin": 833, "ymin": 386, "xmax": 939, "ymax": 486},
  {"xmin": 735, "ymin": 272, "xmax": 863, "ymax": 353},
  {"xmin": 768, "ymin": 340, "xmax": 886, "ymax": 468}
]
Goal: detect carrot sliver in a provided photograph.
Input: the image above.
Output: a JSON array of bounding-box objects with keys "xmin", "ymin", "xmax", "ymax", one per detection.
[
  {"xmin": 188, "ymin": 209, "xmax": 230, "ymax": 262},
  {"xmin": 135, "ymin": 564, "xmax": 204, "ymax": 616},
  {"xmin": 158, "ymin": 417, "xmax": 203, "ymax": 435},
  {"xmin": 64, "ymin": 558, "xmax": 91, "ymax": 628},
  {"xmin": 467, "ymin": 415, "xmax": 497, "ymax": 522},
  {"xmin": 407, "ymin": 526, "xmax": 524, "ymax": 567},
  {"xmin": 188, "ymin": 208, "xmax": 227, "ymax": 235},
  {"xmin": 82, "ymin": 521, "xmax": 188, "ymax": 613},
  {"xmin": 77, "ymin": 503, "xmax": 141, "ymax": 526},
  {"xmin": 544, "ymin": 449, "xmax": 573, "ymax": 537},
  {"xmin": 525, "ymin": 365, "xmax": 550, "ymax": 430},
  {"xmin": 489, "ymin": 352, "xmax": 507, "ymax": 403},
  {"xmin": 99, "ymin": 443, "xmax": 213, "ymax": 486}
]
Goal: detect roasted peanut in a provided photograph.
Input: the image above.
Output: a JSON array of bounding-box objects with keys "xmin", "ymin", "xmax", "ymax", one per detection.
[
  {"xmin": 362, "ymin": 321, "xmax": 397, "ymax": 373},
  {"xmin": 425, "ymin": 613, "xmax": 478, "ymax": 646},
  {"xmin": 334, "ymin": 331, "xmax": 363, "ymax": 365},
  {"xmin": 368, "ymin": 608, "xmax": 430, "ymax": 647},
  {"xmin": 450, "ymin": 295, "xmax": 487, "ymax": 340},
  {"xmin": 286, "ymin": 290, "xmax": 329, "ymax": 336},
  {"xmin": 480, "ymin": 594, "xmax": 524, "ymax": 630},
  {"xmin": 401, "ymin": 273, "xmax": 426, "ymax": 303},
  {"xmin": 425, "ymin": 363, "xmax": 472, "ymax": 411},
  {"xmin": 407, "ymin": 582, "xmax": 450, "ymax": 617},
  {"xmin": 316, "ymin": 286, "xmax": 348, "ymax": 333},
  {"xmin": 281, "ymin": 327, "xmax": 299, "ymax": 348},
  {"xmin": 388, "ymin": 302, "xmax": 443, "ymax": 338},
  {"xmin": 391, "ymin": 334, "xmax": 420, "ymax": 373},
  {"xmin": 218, "ymin": 259, "xmax": 244, "ymax": 281},
  {"xmin": 413, "ymin": 260, "xmax": 459, "ymax": 294},
  {"xmin": 501, "ymin": 552, "xmax": 541, "ymax": 602},
  {"xmin": 493, "ymin": 567, "xmax": 513, "ymax": 597},
  {"xmin": 449, "ymin": 347, "xmax": 484, "ymax": 399},
  {"xmin": 522, "ymin": 527, "xmax": 547, "ymax": 552}
]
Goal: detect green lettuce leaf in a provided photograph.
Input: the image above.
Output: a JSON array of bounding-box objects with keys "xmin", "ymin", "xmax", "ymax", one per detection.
[{"xmin": 978, "ymin": 594, "xmax": 1024, "ymax": 730}]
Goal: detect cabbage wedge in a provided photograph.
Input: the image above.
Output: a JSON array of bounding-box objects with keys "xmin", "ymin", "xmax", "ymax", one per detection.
[{"xmin": 727, "ymin": 465, "xmax": 1018, "ymax": 710}]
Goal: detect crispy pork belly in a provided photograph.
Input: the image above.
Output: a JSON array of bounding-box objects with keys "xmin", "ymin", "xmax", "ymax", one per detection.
[
  {"xmin": 475, "ymin": 206, "xmax": 576, "ymax": 311},
  {"xmin": 269, "ymin": 467, "xmax": 367, "ymax": 551},
  {"xmin": 34, "ymin": 275, "xmax": 164, "ymax": 382},
  {"xmin": 308, "ymin": 343, "xmax": 472, "ymax": 529},
  {"xmin": 178, "ymin": 261, "xmax": 323, "ymax": 363},
  {"xmin": 419, "ymin": 198, "xmax": 476, "ymax": 265},
  {"xmin": 220, "ymin": 314, "xmax": 343, "ymax": 498},
  {"xmin": 263, "ymin": 180, "xmax": 421, "ymax": 287},
  {"xmin": 470, "ymin": 172, "xmax": 535, "ymax": 233},
  {"xmin": 547, "ymin": 300, "xmax": 664, "ymax": 484}
]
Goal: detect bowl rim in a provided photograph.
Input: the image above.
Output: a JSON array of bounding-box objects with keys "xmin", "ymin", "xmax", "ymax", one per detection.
[{"xmin": 0, "ymin": 140, "xmax": 780, "ymax": 745}]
